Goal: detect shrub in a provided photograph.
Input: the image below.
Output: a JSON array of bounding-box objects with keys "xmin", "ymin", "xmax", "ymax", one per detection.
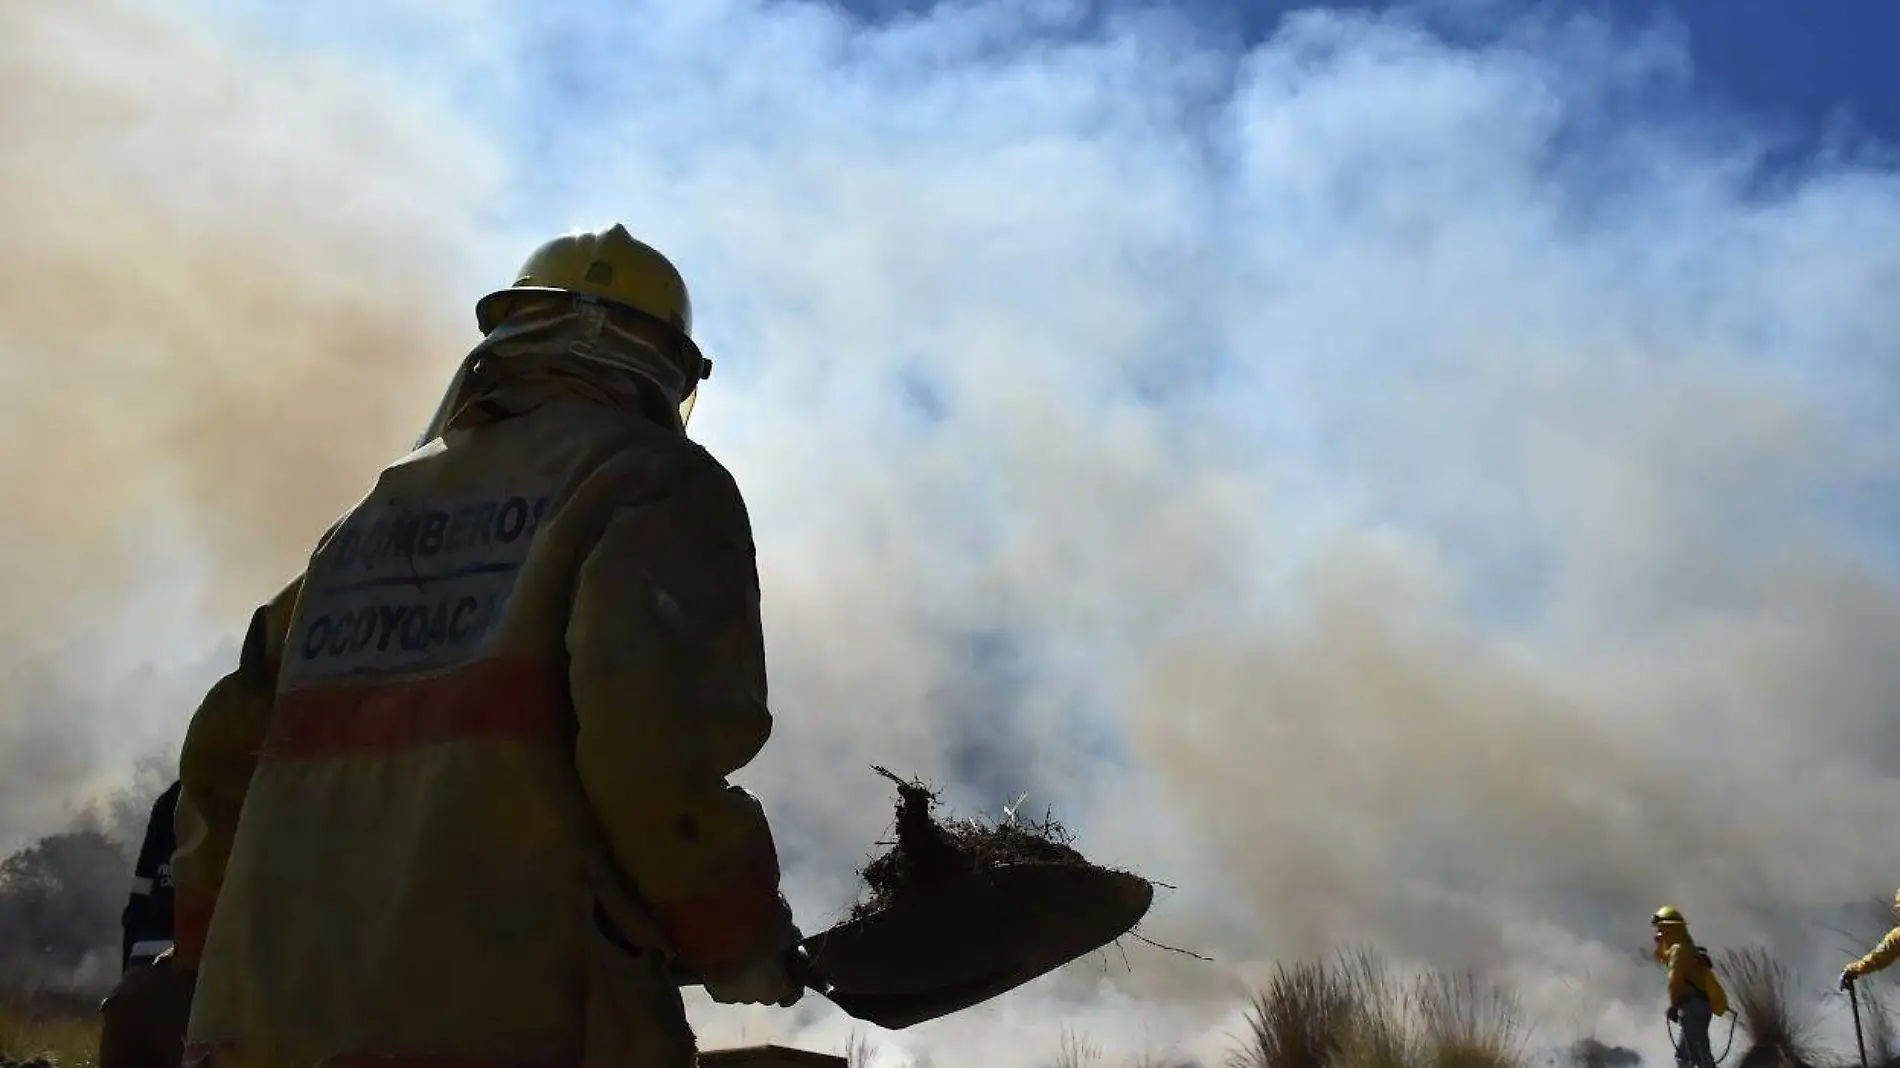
[
  {"xmin": 1226, "ymin": 952, "xmax": 1524, "ymax": 1068},
  {"xmin": 1721, "ymin": 947, "xmax": 1821, "ymax": 1068}
]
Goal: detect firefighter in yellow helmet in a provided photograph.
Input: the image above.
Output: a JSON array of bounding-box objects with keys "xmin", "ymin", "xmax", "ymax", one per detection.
[
  {"xmin": 1840, "ymin": 888, "xmax": 1900, "ymax": 991},
  {"xmin": 1651, "ymin": 907, "xmax": 1729, "ymax": 1068},
  {"xmin": 171, "ymin": 224, "xmax": 802, "ymax": 1068}
]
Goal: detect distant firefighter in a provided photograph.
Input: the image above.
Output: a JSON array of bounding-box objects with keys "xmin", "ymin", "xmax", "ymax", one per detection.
[
  {"xmin": 1651, "ymin": 906, "xmax": 1729, "ymax": 1068},
  {"xmin": 1839, "ymin": 888, "xmax": 1900, "ymax": 990}
]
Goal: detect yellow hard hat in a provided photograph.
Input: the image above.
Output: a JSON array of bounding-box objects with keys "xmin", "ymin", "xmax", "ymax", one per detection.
[
  {"xmin": 476, "ymin": 223, "xmax": 694, "ymax": 338},
  {"xmin": 470, "ymin": 224, "xmax": 712, "ymax": 427},
  {"xmin": 1652, "ymin": 906, "xmax": 1686, "ymax": 927}
]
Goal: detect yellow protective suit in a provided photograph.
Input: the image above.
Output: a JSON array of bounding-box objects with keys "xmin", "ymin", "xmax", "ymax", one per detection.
[
  {"xmin": 1654, "ymin": 922, "xmax": 1728, "ymax": 1017},
  {"xmin": 171, "ymin": 300, "xmax": 792, "ymax": 1068},
  {"xmin": 1846, "ymin": 927, "xmax": 1900, "ymax": 980}
]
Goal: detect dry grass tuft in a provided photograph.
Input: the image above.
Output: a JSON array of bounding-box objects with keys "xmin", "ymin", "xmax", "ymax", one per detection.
[
  {"xmin": 1229, "ymin": 959, "xmax": 1357, "ymax": 1068},
  {"xmin": 1055, "ymin": 1029, "xmax": 1107, "ymax": 1068},
  {"xmin": 1337, "ymin": 952, "xmax": 1414, "ymax": 1068},
  {"xmin": 1722, "ymin": 947, "xmax": 1822, "ymax": 1068},
  {"xmin": 0, "ymin": 988, "xmax": 97, "ymax": 1066},
  {"xmin": 1048, "ymin": 1030, "xmax": 1193, "ymax": 1068},
  {"xmin": 1226, "ymin": 952, "xmax": 1524, "ymax": 1068},
  {"xmin": 1413, "ymin": 970, "xmax": 1525, "ymax": 1068},
  {"xmin": 1855, "ymin": 980, "xmax": 1894, "ymax": 1068}
]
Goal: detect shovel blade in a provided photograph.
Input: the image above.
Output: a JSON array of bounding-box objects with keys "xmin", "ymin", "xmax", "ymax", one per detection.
[{"xmin": 800, "ymin": 862, "xmax": 1153, "ymax": 1030}]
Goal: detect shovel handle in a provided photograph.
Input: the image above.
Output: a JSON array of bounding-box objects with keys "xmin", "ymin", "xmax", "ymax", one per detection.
[
  {"xmin": 1851, "ymin": 982, "xmax": 1869, "ymax": 1068},
  {"xmin": 786, "ymin": 944, "xmax": 835, "ymax": 996}
]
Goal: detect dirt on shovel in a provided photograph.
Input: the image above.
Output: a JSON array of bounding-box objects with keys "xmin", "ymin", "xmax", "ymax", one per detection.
[
  {"xmin": 803, "ymin": 766, "xmax": 1170, "ymax": 1028},
  {"xmin": 850, "ymin": 766, "xmax": 1110, "ymax": 921}
]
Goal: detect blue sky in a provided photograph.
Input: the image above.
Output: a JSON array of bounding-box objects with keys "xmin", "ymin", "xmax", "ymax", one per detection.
[
  {"xmin": 1533, "ymin": 0, "xmax": 1898, "ymax": 149},
  {"xmin": 832, "ymin": 0, "xmax": 1900, "ymax": 156},
  {"xmin": 8, "ymin": 0, "xmax": 1900, "ymax": 1063},
  {"xmin": 1286, "ymin": 1, "xmax": 1900, "ymax": 152}
]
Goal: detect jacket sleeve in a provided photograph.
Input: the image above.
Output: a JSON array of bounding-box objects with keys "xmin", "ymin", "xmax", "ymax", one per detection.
[
  {"xmin": 170, "ymin": 576, "xmax": 302, "ymax": 971},
  {"xmin": 566, "ymin": 454, "xmax": 787, "ymax": 978},
  {"xmin": 1849, "ymin": 928, "xmax": 1900, "ymax": 978}
]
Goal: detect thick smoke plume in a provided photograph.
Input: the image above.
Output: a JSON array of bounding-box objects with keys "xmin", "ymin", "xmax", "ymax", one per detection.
[
  {"xmin": 6, "ymin": 2, "xmax": 1900, "ymax": 1067},
  {"xmin": 0, "ymin": 0, "xmax": 498, "ymax": 848}
]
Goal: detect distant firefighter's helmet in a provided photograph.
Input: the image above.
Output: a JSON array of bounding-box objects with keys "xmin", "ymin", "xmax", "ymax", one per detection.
[{"xmin": 1652, "ymin": 905, "xmax": 1687, "ymax": 927}]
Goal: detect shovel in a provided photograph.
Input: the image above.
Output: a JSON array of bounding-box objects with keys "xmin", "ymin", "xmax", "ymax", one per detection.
[{"xmin": 681, "ymin": 861, "xmax": 1154, "ymax": 1030}]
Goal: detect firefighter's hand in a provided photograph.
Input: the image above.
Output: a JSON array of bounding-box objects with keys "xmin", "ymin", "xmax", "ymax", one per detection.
[
  {"xmin": 704, "ymin": 947, "xmax": 804, "ymax": 1008},
  {"xmin": 1842, "ymin": 969, "xmax": 1857, "ymax": 991},
  {"xmin": 703, "ymin": 905, "xmax": 805, "ymax": 1009},
  {"xmin": 1666, "ymin": 1004, "xmax": 1680, "ymax": 1024}
]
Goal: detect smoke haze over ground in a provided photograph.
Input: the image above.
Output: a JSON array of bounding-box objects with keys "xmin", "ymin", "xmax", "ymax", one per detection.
[
  {"xmin": 0, "ymin": 0, "xmax": 502, "ymax": 844},
  {"xmin": 6, "ymin": 0, "xmax": 1900, "ymax": 1064}
]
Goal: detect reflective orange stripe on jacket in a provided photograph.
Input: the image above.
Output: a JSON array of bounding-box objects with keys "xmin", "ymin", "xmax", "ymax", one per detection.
[{"xmin": 262, "ymin": 658, "xmax": 565, "ymax": 759}]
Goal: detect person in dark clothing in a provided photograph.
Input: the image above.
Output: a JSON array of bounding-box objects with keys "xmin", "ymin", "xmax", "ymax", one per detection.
[
  {"xmin": 121, "ymin": 780, "xmax": 180, "ymax": 973},
  {"xmin": 99, "ymin": 779, "xmax": 194, "ymax": 1068}
]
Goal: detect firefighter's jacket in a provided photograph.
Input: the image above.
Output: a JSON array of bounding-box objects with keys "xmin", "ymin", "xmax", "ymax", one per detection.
[{"xmin": 1656, "ymin": 925, "xmax": 1729, "ymax": 1017}]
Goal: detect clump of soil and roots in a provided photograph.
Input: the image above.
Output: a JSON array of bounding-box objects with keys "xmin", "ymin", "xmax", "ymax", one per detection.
[{"xmin": 851, "ymin": 766, "xmax": 1096, "ymax": 919}]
